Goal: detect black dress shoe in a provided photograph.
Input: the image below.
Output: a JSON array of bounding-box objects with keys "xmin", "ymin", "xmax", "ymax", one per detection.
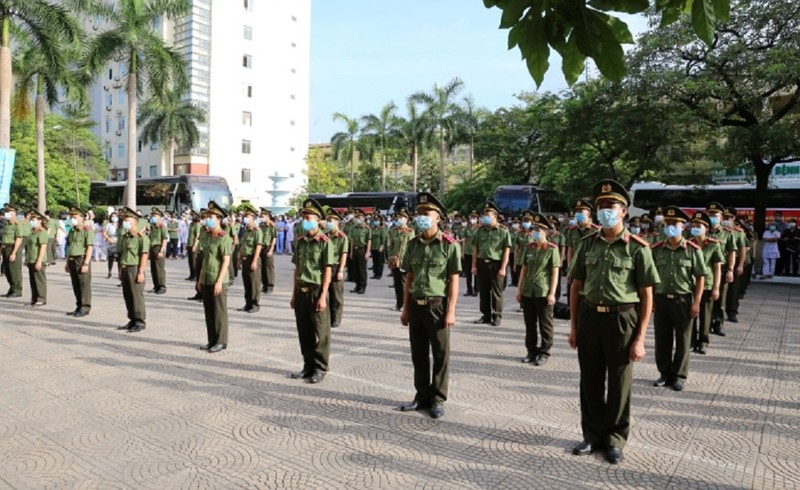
[
  {"xmin": 397, "ymin": 400, "xmax": 428, "ymax": 411},
  {"xmin": 490, "ymin": 318, "xmax": 501, "ymax": 326},
  {"xmin": 67, "ymin": 309, "xmax": 79, "ymax": 316},
  {"xmin": 697, "ymin": 343, "xmax": 708, "ymax": 355},
  {"xmin": 521, "ymin": 356, "xmax": 534, "ymax": 363},
  {"xmin": 606, "ymin": 447, "xmax": 624, "ymax": 464},
  {"xmin": 187, "ymin": 294, "xmax": 201, "ymax": 301},
  {"xmin": 572, "ymin": 441, "xmax": 595, "ymax": 455},
  {"xmin": 534, "ymin": 354, "xmax": 548, "ymax": 366},
  {"xmin": 290, "ymin": 369, "xmax": 313, "ymax": 379},
  {"xmin": 308, "ymin": 370, "xmax": 325, "ymax": 384},
  {"xmin": 199, "ymin": 343, "xmax": 211, "ymax": 350},
  {"xmin": 118, "ymin": 322, "xmax": 134, "ymax": 330},
  {"xmin": 261, "ymin": 287, "xmax": 268, "ymax": 293},
  {"xmin": 471, "ymin": 291, "xmax": 478, "ymax": 297},
  {"xmin": 463, "ymin": 291, "xmax": 473, "ymax": 297},
  {"xmin": 247, "ymin": 306, "xmax": 260, "ymax": 313},
  {"xmin": 236, "ymin": 306, "xmax": 252, "ymax": 312},
  {"xmin": 350, "ymin": 288, "xmax": 360, "ymax": 293},
  {"xmin": 473, "ymin": 317, "xmax": 490, "ymax": 324},
  {"xmin": 127, "ymin": 324, "xmax": 146, "ymax": 333},
  {"xmin": 672, "ymin": 379, "xmax": 685, "ymax": 391},
  {"xmin": 155, "ymin": 287, "xmax": 167, "ymax": 295},
  {"xmin": 208, "ymin": 343, "xmax": 226, "ymax": 353},
  {"xmin": 727, "ymin": 314, "xmax": 738, "ymax": 323},
  {"xmin": 357, "ymin": 289, "xmax": 365, "ymax": 294},
  {"xmin": 716, "ymin": 329, "xmax": 726, "ymax": 337},
  {"xmin": 331, "ymin": 322, "xmax": 339, "ymax": 328},
  {"xmin": 7, "ymin": 292, "xmax": 21, "ymax": 298},
  {"xmin": 653, "ymin": 376, "xmax": 671, "ymax": 387},
  {"xmin": 429, "ymin": 403, "xmax": 445, "ymax": 419},
  {"xmin": 74, "ymin": 310, "xmax": 89, "ymax": 318}
]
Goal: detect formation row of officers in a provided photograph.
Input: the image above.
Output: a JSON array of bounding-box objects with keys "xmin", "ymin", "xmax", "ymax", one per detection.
[{"xmin": 0, "ymin": 178, "xmax": 753, "ymax": 466}]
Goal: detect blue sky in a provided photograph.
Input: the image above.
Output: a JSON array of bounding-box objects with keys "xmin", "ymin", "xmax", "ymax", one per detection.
[{"xmin": 309, "ymin": 1, "xmax": 647, "ymax": 143}]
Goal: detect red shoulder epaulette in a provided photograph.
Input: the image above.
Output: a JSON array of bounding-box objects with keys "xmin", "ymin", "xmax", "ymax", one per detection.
[
  {"xmin": 547, "ymin": 242, "xmax": 558, "ymax": 248},
  {"xmin": 591, "ymin": 223, "xmax": 602, "ymax": 229},
  {"xmin": 706, "ymin": 237, "xmax": 719, "ymax": 243},
  {"xmin": 686, "ymin": 240, "xmax": 701, "ymax": 250},
  {"xmin": 650, "ymin": 240, "xmax": 664, "ymax": 248},
  {"xmin": 442, "ymin": 232, "xmax": 457, "ymax": 244},
  {"xmin": 629, "ymin": 234, "xmax": 650, "ymax": 247},
  {"xmin": 316, "ymin": 233, "xmax": 329, "ymax": 242},
  {"xmin": 526, "ymin": 241, "xmax": 538, "ymax": 249},
  {"xmin": 337, "ymin": 231, "xmax": 346, "ymax": 238}
]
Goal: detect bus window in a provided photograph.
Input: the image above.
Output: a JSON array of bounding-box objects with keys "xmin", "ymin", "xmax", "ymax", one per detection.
[
  {"xmin": 136, "ymin": 182, "xmax": 173, "ymax": 207},
  {"xmin": 493, "ymin": 188, "xmax": 535, "ymax": 215},
  {"xmin": 538, "ymin": 191, "xmax": 567, "ymax": 214}
]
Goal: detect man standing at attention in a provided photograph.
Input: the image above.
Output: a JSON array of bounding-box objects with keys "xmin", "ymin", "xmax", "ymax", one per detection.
[
  {"xmin": 398, "ymin": 192, "xmax": 461, "ymax": 419},
  {"xmin": 348, "ymin": 209, "xmax": 372, "ymax": 295},
  {"xmin": 237, "ymin": 204, "xmax": 263, "ymax": 313},
  {"xmin": 472, "ymin": 202, "xmax": 511, "ymax": 326},
  {"xmin": 567, "ymin": 180, "xmax": 660, "ymax": 465},
  {"xmin": 117, "ymin": 207, "xmax": 149, "ymax": 333},
  {"xmin": 325, "ymin": 208, "xmax": 349, "ymax": 328},
  {"xmin": 1, "ymin": 204, "xmax": 24, "ymax": 297},
  {"xmin": 148, "ymin": 208, "xmax": 168, "ymax": 295}
]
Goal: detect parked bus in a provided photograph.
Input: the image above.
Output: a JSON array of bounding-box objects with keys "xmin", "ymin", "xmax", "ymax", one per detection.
[
  {"xmin": 630, "ymin": 181, "xmax": 800, "ymax": 221},
  {"xmin": 89, "ymin": 175, "xmax": 233, "ymax": 215},
  {"xmin": 308, "ymin": 192, "xmax": 417, "ymax": 216},
  {"xmin": 490, "ymin": 185, "xmax": 567, "ymax": 216}
]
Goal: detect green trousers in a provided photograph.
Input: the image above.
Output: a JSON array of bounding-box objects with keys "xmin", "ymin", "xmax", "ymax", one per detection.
[
  {"xmin": 260, "ymin": 251, "xmax": 275, "ymax": 290},
  {"xmin": 202, "ymin": 283, "xmax": 228, "ymax": 345},
  {"xmin": 328, "ymin": 279, "xmax": 344, "ymax": 326},
  {"xmin": 68, "ymin": 256, "xmax": 92, "ymax": 312},
  {"xmin": 521, "ymin": 296, "xmax": 554, "ymax": 357},
  {"xmin": 294, "ymin": 285, "xmax": 331, "ymax": 372},
  {"xmin": 149, "ymin": 245, "xmax": 166, "ymax": 289},
  {"xmin": 692, "ymin": 290, "xmax": 714, "ymax": 346},
  {"xmin": 121, "ymin": 265, "xmax": 146, "ymax": 326},
  {"xmin": 654, "ymin": 294, "xmax": 693, "ymax": 380},
  {"xmin": 241, "ymin": 255, "xmax": 261, "ymax": 308},
  {"xmin": 477, "ymin": 259, "xmax": 504, "ymax": 320},
  {"xmin": 27, "ymin": 263, "xmax": 46, "ymax": 303},
  {"xmin": 1, "ymin": 247, "xmax": 23, "ymax": 295},
  {"xmin": 408, "ymin": 298, "xmax": 451, "ymax": 405}
]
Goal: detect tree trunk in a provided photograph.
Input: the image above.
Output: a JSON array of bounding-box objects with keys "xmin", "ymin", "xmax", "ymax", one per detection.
[
  {"xmin": 752, "ymin": 158, "xmax": 772, "ymax": 236},
  {"xmin": 0, "ymin": 19, "xmax": 12, "ymax": 149},
  {"xmin": 412, "ymin": 143, "xmax": 419, "ymax": 192},
  {"xmin": 36, "ymin": 84, "xmax": 46, "ymax": 213},
  {"xmin": 126, "ymin": 68, "xmax": 137, "ymax": 208},
  {"xmin": 438, "ymin": 132, "xmax": 446, "ymax": 196},
  {"xmin": 168, "ymin": 139, "xmax": 176, "ymax": 176},
  {"xmin": 381, "ymin": 151, "xmax": 386, "ymax": 192},
  {"xmin": 469, "ymin": 134, "xmax": 474, "ymax": 180}
]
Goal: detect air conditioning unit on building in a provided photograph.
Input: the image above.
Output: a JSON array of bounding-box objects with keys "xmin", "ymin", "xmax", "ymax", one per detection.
[
  {"xmin": 103, "ymin": 85, "xmax": 109, "ymax": 91},
  {"xmin": 115, "ymin": 130, "xmax": 122, "ymax": 136},
  {"xmin": 113, "ymin": 83, "xmax": 122, "ymax": 89},
  {"xmin": 106, "ymin": 106, "xmax": 111, "ymax": 111},
  {"xmin": 114, "ymin": 76, "xmax": 120, "ymax": 81},
  {"xmin": 116, "ymin": 110, "xmax": 122, "ymax": 115}
]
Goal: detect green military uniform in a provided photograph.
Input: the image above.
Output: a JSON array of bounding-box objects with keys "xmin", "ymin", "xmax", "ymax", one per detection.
[
  {"xmin": 167, "ymin": 217, "xmax": 179, "ymax": 258},
  {"xmin": 568, "ymin": 180, "xmax": 660, "ymax": 454},
  {"xmin": 472, "ymin": 202, "xmax": 512, "ymax": 325},
  {"xmin": 148, "ymin": 208, "xmax": 168, "ymax": 293},
  {"xmin": 706, "ymin": 202, "xmax": 737, "ymax": 335},
  {"xmin": 187, "ymin": 209, "xmax": 208, "ymax": 301},
  {"xmin": 25, "ymin": 214, "xmax": 49, "ymax": 305},
  {"xmin": 118, "ymin": 207, "xmax": 150, "ymax": 331},
  {"xmin": 239, "ymin": 207, "xmax": 263, "ymax": 312},
  {"xmin": 370, "ymin": 219, "xmax": 387, "ymax": 279},
  {"xmin": 348, "ymin": 214, "xmax": 372, "ymax": 293},
  {"xmin": 186, "ymin": 215, "xmax": 202, "ymax": 280},
  {"xmin": 230, "ymin": 220, "xmax": 241, "ymax": 280},
  {"xmin": 400, "ymin": 192, "xmax": 461, "ymax": 414},
  {"xmin": 689, "ymin": 211, "xmax": 723, "ymax": 354},
  {"xmin": 259, "ymin": 209, "xmax": 277, "ymax": 293},
  {"xmin": 724, "ymin": 209, "xmax": 748, "ymax": 322},
  {"xmin": 65, "ymin": 209, "xmax": 94, "ymax": 316},
  {"xmin": 46, "ymin": 218, "xmax": 57, "ymax": 266},
  {"xmin": 651, "ymin": 207, "xmax": 707, "ymax": 389},
  {"xmin": 326, "ymin": 209, "xmax": 349, "ymax": 328},
  {"xmin": 510, "ymin": 222, "xmax": 527, "ymax": 287},
  {"xmin": 388, "ymin": 209, "xmax": 415, "ymax": 310},
  {"xmin": 461, "ymin": 214, "xmax": 479, "ymax": 296},
  {"xmin": 1, "ymin": 206, "xmax": 24, "ymax": 296},
  {"xmin": 199, "ymin": 202, "xmax": 232, "ymax": 350},
  {"xmin": 291, "ymin": 198, "xmax": 335, "ymax": 382},
  {"xmin": 548, "ymin": 215, "xmax": 566, "ymax": 300},
  {"xmin": 518, "ymin": 213, "xmax": 560, "ymax": 364}
]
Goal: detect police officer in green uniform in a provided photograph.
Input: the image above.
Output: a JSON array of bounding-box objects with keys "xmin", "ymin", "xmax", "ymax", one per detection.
[
  {"xmin": 461, "ymin": 211, "xmax": 479, "ymax": 297},
  {"xmin": 290, "ymin": 198, "xmax": 335, "ymax": 384},
  {"xmin": 348, "ymin": 209, "xmax": 372, "ymax": 294},
  {"xmin": 472, "ymin": 202, "xmax": 511, "ymax": 326},
  {"xmin": 259, "ymin": 208, "xmax": 277, "ymax": 293},
  {"xmin": 26, "ymin": 210, "xmax": 49, "ymax": 306},
  {"xmin": 650, "ymin": 206, "xmax": 706, "ymax": 392},
  {"xmin": 45, "ymin": 210, "xmax": 57, "ymax": 266},
  {"xmin": 516, "ymin": 213, "xmax": 560, "ymax": 366},
  {"xmin": 117, "ymin": 207, "xmax": 149, "ymax": 332},
  {"xmin": 548, "ymin": 214, "xmax": 566, "ymax": 301},
  {"xmin": 1, "ymin": 204, "xmax": 24, "ymax": 297},
  {"xmin": 568, "ymin": 179, "xmax": 660, "ymax": 465},
  {"xmin": 196, "ymin": 202, "xmax": 232, "ymax": 352},
  {"xmin": 325, "ymin": 208, "xmax": 349, "ymax": 328},
  {"xmin": 688, "ymin": 211, "xmax": 723, "ymax": 355},
  {"xmin": 186, "ymin": 210, "xmax": 201, "ymax": 281},
  {"xmin": 65, "ymin": 207, "xmax": 94, "ymax": 317},
  {"xmin": 565, "ymin": 199, "xmax": 599, "ymax": 306},
  {"xmin": 723, "ymin": 207, "xmax": 748, "ymax": 323},
  {"xmin": 148, "ymin": 208, "xmax": 168, "ymax": 294},
  {"xmin": 706, "ymin": 202, "xmax": 737, "ymax": 337},
  {"xmin": 166, "ymin": 212, "xmax": 180, "ymax": 258},
  {"xmin": 229, "ymin": 214, "xmax": 241, "ymax": 282},
  {"xmin": 397, "ymin": 192, "xmax": 461, "ymax": 419},
  {"xmin": 237, "ymin": 204, "xmax": 263, "ymax": 313},
  {"xmin": 370, "ymin": 214, "xmax": 387, "ymax": 279},
  {"xmin": 388, "ymin": 208, "xmax": 415, "ymax": 311}
]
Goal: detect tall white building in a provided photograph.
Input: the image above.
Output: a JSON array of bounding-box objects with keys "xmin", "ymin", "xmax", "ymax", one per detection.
[{"xmin": 86, "ymin": 0, "xmax": 310, "ymax": 207}]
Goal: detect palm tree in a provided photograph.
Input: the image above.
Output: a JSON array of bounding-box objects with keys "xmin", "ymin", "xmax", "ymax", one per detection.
[
  {"xmin": 457, "ymin": 95, "xmax": 487, "ymax": 180},
  {"xmin": 395, "ymin": 100, "xmax": 432, "ymax": 192},
  {"xmin": 138, "ymin": 91, "xmax": 205, "ymax": 176},
  {"xmin": 409, "ymin": 78, "xmax": 465, "ymax": 196},
  {"xmin": 82, "ymin": 0, "xmax": 190, "ymax": 208},
  {"xmin": 360, "ymin": 102, "xmax": 398, "ymax": 192},
  {"xmin": 330, "ymin": 112, "xmax": 360, "ymax": 192},
  {"xmin": 0, "ymin": 0, "xmax": 81, "ymax": 148}
]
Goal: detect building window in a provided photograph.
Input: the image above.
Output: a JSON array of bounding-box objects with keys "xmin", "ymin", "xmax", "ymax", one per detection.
[
  {"xmin": 244, "ymin": 0, "xmax": 253, "ymax": 12},
  {"xmin": 137, "ymin": 139, "xmax": 143, "ymax": 152},
  {"xmin": 118, "ymin": 90, "xmax": 126, "ymax": 103},
  {"xmin": 150, "ymin": 142, "xmax": 158, "ymax": 151},
  {"xmin": 244, "ymin": 26, "xmax": 252, "ymax": 40},
  {"xmin": 118, "ymin": 143, "xmax": 125, "ymax": 157},
  {"xmin": 290, "ymin": 120, "xmax": 295, "ymax": 126},
  {"xmin": 136, "ymin": 166, "xmax": 142, "ymax": 178},
  {"xmin": 242, "ymin": 111, "xmax": 252, "ymax": 126},
  {"xmin": 291, "ymin": 15, "xmax": 297, "ymax": 22},
  {"xmin": 243, "ymin": 55, "xmax": 252, "ymax": 69},
  {"xmin": 241, "ymin": 168, "xmax": 251, "ymax": 183},
  {"xmin": 105, "ymin": 118, "xmax": 111, "ymax": 133},
  {"xmin": 118, "ymin": 117, "xmax": 125, "ymax": 131},
  {"xmin": 108, "ymin": 69, "xmax": 113, "ymax": 80},
  {"xmin": 242, "ymin": 139, "xmax": 251, "ymax": 154},
  {"xmin": 149, "ymin": 165, "xmax": 158, "ymax": 177},
  {"xmin": 106, "ymin": 94, "xmax": 113, "ymax": 106},
  {"xmin": 104, "ymin": 147, "xmax": 112, "ymax": 161},
  {"xmin": 120, "ymin": 62, "xmax": 128, "ymax": 76},
  {"xmin": 244, "ymin": 85, "xmax": 253, "ymax": 98}
]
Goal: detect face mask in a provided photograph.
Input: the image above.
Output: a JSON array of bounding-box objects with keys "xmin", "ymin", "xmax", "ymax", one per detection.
[
  {"xmin": 325, "ymin": 221, "xmax": 335, "ymax": 231},
  {"xmin": 469, "ymin": 218, "xmax": 477, "ymax": 225},
  {"xmin": 769, "ymin": 225, "xmax": 776, "ymax": 231},
  {"xmin": 641, "ymin": 224, "xmax": 650, "ymax": 230},
  {"xmin": 29, "ymin": 220, "xmax": 39, "ymax": 228},
  {"xmin": 597, "ymin": 209, "xmax": 619, "ymax": 229},
  {"xmin": 243, "ymin": 216, "xmax": 252, "ymax": 225},
  {"xmin": 654, "ymin": 215, "xmax": 664, "ymax": 224},
  {"xmin": 558, "ymin": 217, "xmax": 565, "ymax": 223},
  {"xmin": 576, "ymin": 213, "xmax": 586, "ymax": 224},
  {"xmin": 2, "ymin": 212, "xmax": 10, "ymax": 220},
  {"xmin": 150, "ymin": 217, "xmax": 158, "ymax": 224},
  {"xmin": 630, "ymin": 226, "xmax": 640, "ymax": 234},
  {"xmin": 69, "ymin": 217, "xmax": 78, "ymax": 227},
  {"xmin": 664, "ymin": 225, "xmax": 682, "ymax": 238},
  {"xmin": 397, "ymin": 217, "xmax": 407, "ymax": 226},
  {"xmin": 302, "ymin": 219, "xmax": 316, "ymax": 232},
  {"xmin": 709, "ymin": 216, "xmax": 720, "ymax": 226},
  {"xmin": 372, "ymin": 220, "xmax": 380, "ymax": 227},
  {"xmin": 522, "ymin": 222, "xmax": 531, "ymax": 230},
  {"xmin": 111, "ymin": 216, "xmax": 118, "ymax": 223},
  {"xmin": 789, "ymin": 223, "xmax": 797, "ymax": 229},
  {"xmin": 204, "ymin": 218, "xmax": 216, "ymax": 228},
  {"xmin": 511, "ymin": 223, "xmax": 520, "ymax": 230},
  {"xmin": 353, "ymin": 218, "xmax": 361, "ymax": 225},
  {"xmin": 415, "ymin": 215, "xmax": 433, "ymax": 231},
  {"xmin": 482, "ymin": 215, "xmax": 492, "ymax": 226},
  {"xmin": 532, "ymin": 231, "xmax": 543, "ymax": 241},
  {"xmin": 690, "ymin": 226, "xmax": 703, "ymax": 237},
  {"xmin": 122, "ymin": 220, "xmax": 132, "ymax": 231},
  {"xmin": 568, "ymin": 219, "xmax": 576, "ymax": 226}
]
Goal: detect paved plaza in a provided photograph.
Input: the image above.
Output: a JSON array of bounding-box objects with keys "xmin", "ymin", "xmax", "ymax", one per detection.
[{"xmin": 0, "ymin": 256, "xmax": 798, "ymax": 489}]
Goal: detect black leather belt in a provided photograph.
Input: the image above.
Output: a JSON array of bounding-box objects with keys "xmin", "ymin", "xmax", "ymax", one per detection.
[
  {"xmin": 297, "ymin": 283, "xmax": 319, "ymax": 293},
  {"xmin": 658, "ymin": 293, "xmax": 692, "ymax": 300},
  {"xmin": 414, "ymin": 297, "xmax": 443, "ymax": 306},
  {"xmin": 584, "ymin": 301, "xmax": 636, "ymax": 313}
]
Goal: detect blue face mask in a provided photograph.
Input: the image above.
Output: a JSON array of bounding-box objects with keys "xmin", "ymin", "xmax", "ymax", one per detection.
[
  {"xmin": 302, "ymin": 219, "xmax": 316, "ymax": 232},
  {"xmin": 243, "ymin": 216, "xmax": 252, "ymax": 225},
  {"xmin": 769, "ymin": 225, "xmax": 776, "ymax": 231},
  {"xmin": 576, "ymin": 213, "xmax": 586, "ymax": 224},
  {"xmin": 709, "ymin": 216, "xmax": 720, "ymax": 226},
  {"xmin": 325, "ymin": 221, "xmax": 335, "ymax": 231},
  {"xmin": 204, "ymin": 218, "xmax": 216, "ymax": 228},
  {"xmin": 482, "ymin": 215, "xmax": 492, "ymax": 226},
  {"xmin": 532, "ymin": 231, "xmax": 543, "ymax": 241},
  {"xmin": 690, "ymin": 226, "xmax": 703, "ymax": 237},
  {"xmin": 630, "ymin": 226, "xmax": 640, "ymax": 234},
  {"xmin": 664, "ymin": 225, "xmax": 682, "ymax": 238},
  {"xmin": 415, "ymin": 215, "xmax": 433, "ymax": 231},
  {"xmin": 597, "ymin": 209, "xmax": 619, "ymax": 229},
  {"xmin": 150, "ymin": 217, "xmax": 158, "ymax": 224},
  {"xmin": 69, "ymin": 217, "xmax": 78, "ymax": 227},
  {"xmin": 522, "ymin": 222, "xmax": 531, "ymax": 230},
  {"xmin": 29, "ymin": 220, "xmax": 39, "ymax": 228},
  {"xmin": 372, "ymin": 220, "xmax": 380, "ymax": 227},
  {"xmin": 122, "ymin": 220, "xmax": 132, "ymax": 231},
  {"xmin": 353, "ymin": 218, "xmax": 361, "ymax": 225},
  {"xmin": 111, "ymin": 216, "xmax": 118, "ymax": 223},
  {"xmin": 568, "ymin": 219, "xmax": 577, "ymax": 226}
]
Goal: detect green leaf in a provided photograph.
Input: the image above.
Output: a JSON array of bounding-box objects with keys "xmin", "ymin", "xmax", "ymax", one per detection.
[
  {"xmin": 588, "ymin": 0, "xmax": 649, "ymax": 14},
  {"xmin": 713, "ymin": 0, "xmax": 730, "ymax": 22},
  {"xmin": 483, "ymin": 0, "xmax": 501, "ymax": 8},
  {"xmin": 508, "ymin": 23, "xmax": 522, "ymax": 49},
  {"xmin": 660, "ymin": 6, "xmax": 682, "ymax": 27},
  {"xmin": 561, "ymin": 34, "xmax": 587, "ymax": 86},
  {"xmin": 605, "ymin": 15, "xmax": 634, "ymax": 44},
  {"xmin": 691, "ymin": 0, "xmax": 717, "ymax": 45},
  {"xmin": 520, "ymin": 14, "xmax": 549, "ymax": 86},
  {"xmin": 499, "ymin": 0, "xmax": 531, "ymax": 28}
]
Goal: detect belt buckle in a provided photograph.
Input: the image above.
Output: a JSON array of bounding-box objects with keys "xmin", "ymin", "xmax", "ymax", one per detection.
[
  {"xmin": 597, "ymin": 305, "xmax": 610, "ymax": 313},
  {"xmin": 666, "ymin": 294, "xmax": 676, "ymax": 299},
  {"xmin": 484, "ymin": 259, "xmax": 491, "ymax": 263},
  {"xmin": 416, "ymin": 298, "xmax": 427, "ymax": 305},
  {"xmin": 299, "ymin": 287, "xmax": 309, "ymax": 293}
]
